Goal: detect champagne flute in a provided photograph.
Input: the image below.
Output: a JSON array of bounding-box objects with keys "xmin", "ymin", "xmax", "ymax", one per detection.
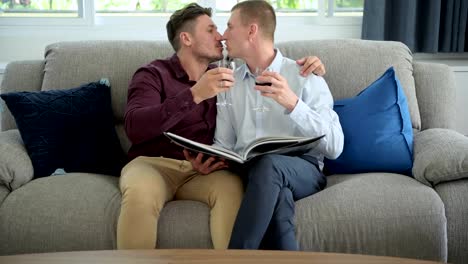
[
  {"xmin": 216, "ymin": 56, "xmax": 236, "ymax": 107},
  {"xmin": 252, "ymin": 67, "xmax": 272, "ymax": 112}
]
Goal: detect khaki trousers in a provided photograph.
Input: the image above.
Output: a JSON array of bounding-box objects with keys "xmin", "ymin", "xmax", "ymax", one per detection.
[{"xmin": 117, "ymin": 156, "xmax": 243, "ymax": 249}]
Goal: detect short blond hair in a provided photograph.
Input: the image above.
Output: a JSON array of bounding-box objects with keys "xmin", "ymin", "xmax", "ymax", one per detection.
[{"xmin": 232, "ymin": 0, "xmax": 276, "ymax": 41}]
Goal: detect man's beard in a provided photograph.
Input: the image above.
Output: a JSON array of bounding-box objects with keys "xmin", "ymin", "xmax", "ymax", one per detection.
[
  {"xmin": 194, "ymin": 47, "xmax": 224, "ymax": 63},
  {"xmin": 208, "ymin": 53, "xmax": 224, "ymax": 63}
]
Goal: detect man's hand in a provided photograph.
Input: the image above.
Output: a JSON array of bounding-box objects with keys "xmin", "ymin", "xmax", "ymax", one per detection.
[
  {"xmin": 190, "ymin": 67, "xmax": 234, "ymax": 104},
  {"xmin": 255, "ymin": 71, "xmax": 298, "ymax": 112},
  {"xmin": 296, "ymin": 56, "xmax": 326, "ymax": 77},
  {"xmin": 183, "ymin": 149, "xmax": 229, "ymax": 175}
]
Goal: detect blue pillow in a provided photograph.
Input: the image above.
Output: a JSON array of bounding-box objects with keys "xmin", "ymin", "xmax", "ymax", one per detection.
[
  {"xmin": 0, "ymin": 79, "xmax": 126, "ymax": 178},
  {"xmin": 324, "ymin": 67, "xmax": 413, "ymax": 176}
]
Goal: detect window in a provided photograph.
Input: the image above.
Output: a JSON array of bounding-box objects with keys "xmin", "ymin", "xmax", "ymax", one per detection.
[
  {"xmin": 333, "ymin": 0, "xmax": 364, "ymax": 16},
  {"xmin": 1, "ymin": 0, "xmax": 363, "ymax": 22},
  {"xmin": 94, "ymin": 0, "xmax": 319, "ymax": 14},
  {"xmin": 95, "ymin": 0, "xmax": 194, "ymax": 14},
  {"xmin": 0, "ymin": 0, "xmax": 94, "ymax": 25},
  {"xmin": 94, "ymin": 0, "xmax": 365, "ymax": 15},
  {"xmin": 1, "ymin": 0, "xmax": 79, "ymax": 17}
]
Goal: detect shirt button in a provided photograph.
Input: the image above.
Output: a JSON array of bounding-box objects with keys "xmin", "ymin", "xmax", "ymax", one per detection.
[{"xmin": 182, "ymin": 101, "xmax": 189, "ymax": 110}]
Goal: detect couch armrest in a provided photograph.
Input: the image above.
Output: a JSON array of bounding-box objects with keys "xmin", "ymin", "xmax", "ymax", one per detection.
[
  {"xmin": 413, "ymin": 128, "xmax": 468, "ymax": 186},
  {"xmin": 413, "ymin": 62, "xmax": 457, "ymax": 130},
  {"xmin": 0, "ymin": 129, "xmax": 33, "ymax": 191}
]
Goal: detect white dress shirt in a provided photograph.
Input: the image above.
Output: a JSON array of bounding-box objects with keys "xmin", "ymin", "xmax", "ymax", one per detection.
[{"xmin": 214, "ymin": 50, "xmax": 344, "ymax": 169}]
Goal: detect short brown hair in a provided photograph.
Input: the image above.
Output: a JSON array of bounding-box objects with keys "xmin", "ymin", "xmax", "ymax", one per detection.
[
  {"xmin": 232, "ymin": 0, "xmax": 276, "ymax": 41},
  {"xmin": 166, "ymin": 3, "xmax": 212, "ymax": 51}
]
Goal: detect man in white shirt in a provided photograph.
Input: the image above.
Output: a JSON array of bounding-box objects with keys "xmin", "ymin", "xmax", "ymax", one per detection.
[
  {"xmin": 183, "ymin": 0, "xmax": 343, "ymax": 250},
  {"xmin": 215, "ymin": 0, "xmax": 343, "ymax": 250}
]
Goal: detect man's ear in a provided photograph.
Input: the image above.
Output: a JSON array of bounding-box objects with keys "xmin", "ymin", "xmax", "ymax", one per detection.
[
  {"xmin": 248, "ymin": 23, "xmax": 258, "ymax": 41},
  {"xmin": 180, "ymin": 32, "xmax": 192, "ymax": 47}
]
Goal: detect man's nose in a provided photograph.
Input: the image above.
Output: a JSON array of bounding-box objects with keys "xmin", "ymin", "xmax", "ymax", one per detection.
[
  {"xmin": 221, "ymin": 30, "xmax": 228, "ymax": 40},
  {"xmin": 216, "ymin": 32, "xmax": 224, "ymax": 41}
]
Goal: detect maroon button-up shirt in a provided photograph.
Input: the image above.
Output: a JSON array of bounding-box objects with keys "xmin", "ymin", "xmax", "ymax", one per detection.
[{"xmin": 125, "ymin": 54, "xmax": 217, "ymax": 161}]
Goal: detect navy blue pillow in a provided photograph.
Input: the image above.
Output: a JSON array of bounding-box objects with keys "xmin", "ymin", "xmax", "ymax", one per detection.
[
  {"xmin": 0, "ymin": 80, "xmax": 126, "ymax": 178},
  {"xmin": 324, "ymin": 67, "xmax": 413, "ymax": 176}
]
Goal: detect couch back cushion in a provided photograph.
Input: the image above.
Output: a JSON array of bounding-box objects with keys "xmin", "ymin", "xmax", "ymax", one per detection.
[
  {"xmin": 1, "ymin": 61, "xmax": 45, "ymax": 131},
  {"xmin": 40, "ymin": 39, "xmax": 421, "ymax": 131},
  {"xmin": 41, "ymin": 41, "xmax": 174, "ymax": 123},
  {"xmin": 277, "ymin": 39, "xmax": 420, "ymax": 130}
]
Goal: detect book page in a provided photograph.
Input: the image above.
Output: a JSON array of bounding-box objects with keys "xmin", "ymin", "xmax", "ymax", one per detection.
[
  {"xmin": 242, "ymin": 135, "xmax": 324, "ymax": 160},
  {"xmin": 242, "ymin": 136, "xmax": 312, "ymax": 158},
  {"xmin": 164, "ymin": 132, "xmax": 244, "ymax": 163},
  {"xmin": 165, "ymin": 132, "xmax": 323, "ymax": 164}
]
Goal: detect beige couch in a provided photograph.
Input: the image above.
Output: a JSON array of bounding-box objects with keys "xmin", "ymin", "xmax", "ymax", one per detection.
[{"xmin": 1, "ymin": 40, "xmax": 467, "ymax": 264}]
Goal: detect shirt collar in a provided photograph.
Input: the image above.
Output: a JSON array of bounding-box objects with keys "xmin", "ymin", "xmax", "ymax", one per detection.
[
  {"xmin": 169, "ymin": 53, "xmax": 216, "ymax": 80},
  {"xmin": 169, "ymin": 54, "xmax": 187, "ymax": 79},
  {"xmin": 240, "ymin": 49, "xmax": 284, "ymax": 80}
]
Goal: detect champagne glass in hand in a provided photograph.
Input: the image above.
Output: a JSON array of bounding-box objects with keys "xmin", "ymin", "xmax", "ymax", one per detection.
[
  {"xmin": 252, "ymin": 67, "xmax": 271, "ymax": 112},
  {"xmin": 216, "ymin": 57, "xmax": 236, "ymax": 107}
]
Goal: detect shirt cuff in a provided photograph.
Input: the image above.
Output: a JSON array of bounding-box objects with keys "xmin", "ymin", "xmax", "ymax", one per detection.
[
  {"xmin": 288, "ymin": 99, "xmax": 309, "ymax": 122},
  {"xmin": 177, "ymin": 88, "xmax": 198, "ymax": 111}
]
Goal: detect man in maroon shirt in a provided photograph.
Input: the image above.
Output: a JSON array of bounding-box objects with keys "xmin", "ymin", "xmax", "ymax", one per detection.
[{"xmin": 117, "ymin": 3, "xmax": 326, "ymax": 250}]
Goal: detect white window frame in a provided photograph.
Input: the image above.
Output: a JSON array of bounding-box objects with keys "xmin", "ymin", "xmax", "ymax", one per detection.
[
  {"xmin": 0, "ymin": 0, "xmax": 93, "ymax": 26},
  {"xmin": 0, "ymin": 0, "xmax": 362, "ymax": 27}
]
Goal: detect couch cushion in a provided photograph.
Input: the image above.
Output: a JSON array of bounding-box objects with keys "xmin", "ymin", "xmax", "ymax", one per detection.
[
  {"xmin": 435, "ymin": 179, "xmax": 468, "ymax": 264},
  {"xmin": 41, "ymin": 41, "xmax": 174, "ymax": 123},
  {"xmin": 324, "ymin": 67, "xmax": 413, "ymax": 175},
  {"xmin": 157, "ymin": 200, "xmax": 212, "ymax": 249},
  {"xmin": 413, "ymin": 128, "xmax": 468, "ymax": 186},
  {"xmin": 277, "ymin": 39, "xmax": 421, "ymax": 130},
  {"xmin": 0, "ymin": 185, "xmax": 9, "ymax": 205},
  {"xmin": 295, "ymin": 173, "xmax": 447, "ymax": 261},
  {"xmin": 0, "ymin": 80, "xmax": 126, "ymax": 178},
  {"xmin": 0, "ymin": 173, "xmax": 121, "ymax": 255},
  {"xmin": 0, "ymin": 173, "xmax": 212, "ymax": 255},
  {"xmin": 0, "ymin": 61, "xmax": 45, "ymax": 131}
]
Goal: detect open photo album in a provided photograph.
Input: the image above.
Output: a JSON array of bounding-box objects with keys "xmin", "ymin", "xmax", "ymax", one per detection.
[{"xmin": 164, "ymin": 132, "xmax": 324, "ymax": 164}]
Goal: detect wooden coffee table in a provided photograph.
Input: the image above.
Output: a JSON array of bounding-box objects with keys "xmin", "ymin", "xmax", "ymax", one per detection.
[{"xmin": 0, "ymin": 249, "xmax": 444, "ymax": 264}]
